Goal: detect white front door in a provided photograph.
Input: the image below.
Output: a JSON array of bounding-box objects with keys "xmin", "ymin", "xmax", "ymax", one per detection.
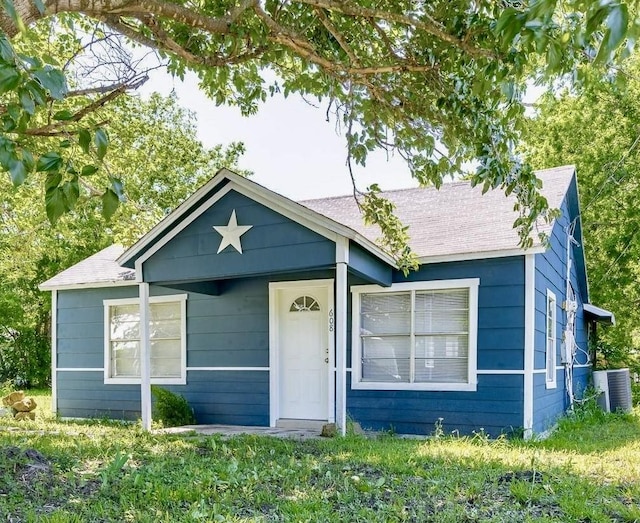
[{"xmin": 273, "ymin": 282, "xmax": 333, "ymax": 421}]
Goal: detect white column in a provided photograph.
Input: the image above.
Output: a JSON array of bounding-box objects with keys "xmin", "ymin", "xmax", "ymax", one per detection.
[
  {"xmin": 139, "ymin": 282, "xmax": 152, "ymax": 430},
  {"xmin": 51, "ymin": 290, "xmax": 57, "ymax": 414},
  {"xmin": 335, "ymin": 236, "xmax": 349, "ymax": 436},
  {"xmin": 336, "ymin": 262, "xmax": 348, "ymax": 435}
]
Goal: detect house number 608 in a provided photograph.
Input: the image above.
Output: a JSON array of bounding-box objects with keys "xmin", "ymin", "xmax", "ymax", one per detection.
[{"xmin": 329, "ymin": 309, "xmax": 334, "ymax": 332}]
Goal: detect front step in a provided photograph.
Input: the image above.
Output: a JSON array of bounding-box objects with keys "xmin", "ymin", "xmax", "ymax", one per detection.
[{"xmin": 276, "ymin": 419, "xmax": 326, "ymax": 431}]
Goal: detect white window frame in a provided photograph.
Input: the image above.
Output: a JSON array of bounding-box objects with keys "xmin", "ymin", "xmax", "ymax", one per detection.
[
  {"xmin": 103, "ymin": 294, "xmax": 187, "ymax": 385},
  {"xmin": 351, "ymin": 279, "xmax": 479, "ymax": 392},
  {"xmin": 545, "ymin": 289, "xmax": 557, "ymax": 389}
]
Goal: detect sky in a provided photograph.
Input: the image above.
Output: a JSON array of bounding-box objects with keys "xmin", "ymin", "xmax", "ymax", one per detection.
[{"xmin": 138, "ymin": 69, "xmax": 416, "ymax": 201}]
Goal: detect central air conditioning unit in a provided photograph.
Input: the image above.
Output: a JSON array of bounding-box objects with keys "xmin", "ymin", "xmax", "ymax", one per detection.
[{"xmin": 593, "ymin": 368, "xmax": 633, "ymax": 413}]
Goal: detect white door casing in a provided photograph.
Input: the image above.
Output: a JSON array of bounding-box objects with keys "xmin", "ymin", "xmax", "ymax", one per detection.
[{"xmin": 269, "ymin": 280, "xmax": 335, "ymax": 425}]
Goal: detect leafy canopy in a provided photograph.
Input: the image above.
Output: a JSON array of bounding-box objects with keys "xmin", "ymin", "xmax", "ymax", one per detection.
[
  {"xmin": 0, "ymin": 91, "xmax": 247, "ymax": 386},
  {"xmin": 0, "ymin": 1, "xmax": 639, "ymax": 268}
]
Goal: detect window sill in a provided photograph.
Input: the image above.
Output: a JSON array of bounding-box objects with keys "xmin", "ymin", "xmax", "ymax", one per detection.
[
  {"xmin": 351, "ymin": 381, "xmax": 477, "ymax": 392},
  {"xmin": 104, "ymin": 377, "xmax": 187, "ymax": 386}
]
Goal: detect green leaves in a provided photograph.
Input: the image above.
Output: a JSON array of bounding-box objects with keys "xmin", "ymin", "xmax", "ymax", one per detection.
[
  {"xmin": 33, "ymin": 66, "xmax": 67, "ymax": 99},
  {"xmin": 36, "ymin": 151, "xmax": 63, "ymax": 172},
  {"xmin": 0, "ymin": 64, "xmax": 20, "ymax": 94},
  {"xmin": 101, "ymin": 188, "xmax": 119, "ymax": 220},
  {"xmin": 94, "ymin": 128, "xmax": 108, "ymax": 160}
]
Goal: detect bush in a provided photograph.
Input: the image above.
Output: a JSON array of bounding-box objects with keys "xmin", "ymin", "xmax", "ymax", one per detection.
[{"xmin": 151, "ymin": 386, "xmax": 196, "ymax": 427}]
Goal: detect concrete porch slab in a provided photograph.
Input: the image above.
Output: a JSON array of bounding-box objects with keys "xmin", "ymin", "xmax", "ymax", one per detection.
[{"xmin": 154, "ymin": 424, "xmax": 324, "ymax": 440}]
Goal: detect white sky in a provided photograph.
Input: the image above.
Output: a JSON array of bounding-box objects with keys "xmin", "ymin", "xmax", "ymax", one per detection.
[{"xmin": 139, "ymin": 69, "xmax": 416, "ymax": 200}]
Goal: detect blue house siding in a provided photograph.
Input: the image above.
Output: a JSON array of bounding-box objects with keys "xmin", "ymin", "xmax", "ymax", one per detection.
[
  {"xmin": 143, "ymin": 190, "xmax": 335, "ymax": 282},
  {"xmin": 346, "ymin": 256, "xmax": 526, "ymax": 436},
  {"xmin": 533, "ymin": 188, "xmax": 591, "ymax": 433},
  {"xmin": 186, "ymin": 278, "xmax": 269, "ymax": 368},
  {"xmin": 346, "ymin": 374, "xmax": 523, "ymax": 436},
  {"xmin": 167, "ymin": 371, "xmax": 269, "ymax": 426},
  {"xmin": 57, "ymin": 370, "xmax": 141, "ymax": 420}
]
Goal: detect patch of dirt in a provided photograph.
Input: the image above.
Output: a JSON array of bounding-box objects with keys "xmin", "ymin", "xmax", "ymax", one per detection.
[{"xmin": 0, "ymin": 445, "xmax": 107, "ymax": 521}]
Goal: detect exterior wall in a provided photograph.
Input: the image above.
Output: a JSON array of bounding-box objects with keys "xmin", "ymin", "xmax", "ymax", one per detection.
[
  {"xmin": 56, "ymin": 271, "xmax": 335, "ymax": 425},
  {"xmin": 346, "ymin": 256, "xmax": 526, "ymax": 436},
  {"xmin": 56, "ymin": 281, "xmax": 272, "ymax": 424},
  {"xmin": 143, "ymin": 190, "xmax": 335, "ymax": 282},
  {"xmin": 57, "ymin": 286, "xmax": 144, "ymax": 419},
  {"xmin": 533, "ymin": 189, "xmax": 591, "ymax": 433}
]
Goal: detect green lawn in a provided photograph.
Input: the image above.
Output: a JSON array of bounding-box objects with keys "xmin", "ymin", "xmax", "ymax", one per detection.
[{"xmin": 1, "ymin": 391, "xmax": 639, "ymax": 522}]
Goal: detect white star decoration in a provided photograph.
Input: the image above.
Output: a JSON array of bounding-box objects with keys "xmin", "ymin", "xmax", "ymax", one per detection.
[{"xmin": 213, "ymin": 210, "xmax": 253, "ymax": 254}]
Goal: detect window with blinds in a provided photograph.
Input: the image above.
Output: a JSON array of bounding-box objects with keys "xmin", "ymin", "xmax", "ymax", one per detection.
[{"xmin": 355, "ymin": 281, "xmax": 477, "ymax": 390}]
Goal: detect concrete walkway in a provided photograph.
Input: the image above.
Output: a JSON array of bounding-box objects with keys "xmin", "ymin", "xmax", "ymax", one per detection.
[{"xmin": 155, "ymin": 424, "xmax": 326, "ymax": 440}]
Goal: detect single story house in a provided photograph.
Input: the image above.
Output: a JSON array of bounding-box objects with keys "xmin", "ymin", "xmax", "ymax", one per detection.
[{"xmin": 40, "ymin": 165, "xmax": 613, "ymax": 437}]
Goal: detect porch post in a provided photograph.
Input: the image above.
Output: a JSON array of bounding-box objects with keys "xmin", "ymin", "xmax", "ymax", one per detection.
[
  {"xmin": 335, "ymin": 237, "xmax": 349, "ymax": 436},
  {"xmin": 139, "ymin": 282, "xmax": 152, "ymax": 431}
]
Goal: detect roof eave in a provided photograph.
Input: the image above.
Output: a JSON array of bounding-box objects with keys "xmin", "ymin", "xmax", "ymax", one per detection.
[
  {"xmin": 39, "ymin": 279, "xmax": 137, "ymax": 292},
  {"xmin": 417, "ymin": 245, "xmax": 546, "ymax": 264}
]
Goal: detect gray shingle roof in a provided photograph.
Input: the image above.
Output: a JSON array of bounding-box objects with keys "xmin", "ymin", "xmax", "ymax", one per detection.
[
  {"xmin": 39, "ymin": 165, "xmax": 575, "ymax": 289},
  {"xmin": 301, "ymin": 165, "xmax": 575, "ymax": 260},
  {"xmin": 39, "ymin": 244, "xmax": 135, "ymax": 290}
]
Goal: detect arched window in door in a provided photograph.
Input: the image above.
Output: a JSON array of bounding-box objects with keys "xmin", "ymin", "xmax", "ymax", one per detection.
[{"xmin": 290, "ymin": 295, "xmax": 320, "ymax": 312}]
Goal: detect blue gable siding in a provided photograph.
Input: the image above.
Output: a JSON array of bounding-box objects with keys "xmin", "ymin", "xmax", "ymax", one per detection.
[
  {"xmin": 346, "ymin": 256, "xmax": 526, "ymax": 436},
  {"xmin": 533, "ymin": 182, "xmax": 591, "ymax": 433},
  {"xmin": 143, "ymin": 190, "xmax": 335, "ymax": 282}
]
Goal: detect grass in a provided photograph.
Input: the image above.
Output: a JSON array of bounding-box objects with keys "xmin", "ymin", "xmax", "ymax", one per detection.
[{"xmin": 0, "ymin": 391, "xmax": 639, "ymax": 522}]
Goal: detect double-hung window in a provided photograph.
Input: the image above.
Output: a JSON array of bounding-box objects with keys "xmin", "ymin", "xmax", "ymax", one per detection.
[
  {"xmin": 103, "ymin": 294, "xmax": 187, "ymax": 385},
  {"xmin": 545, "ymin": 290, "xmax": 557, "ymax": 389},
  {"xmin": 351, "ymin": 279, "xmax": 479, "ymax": 391}
]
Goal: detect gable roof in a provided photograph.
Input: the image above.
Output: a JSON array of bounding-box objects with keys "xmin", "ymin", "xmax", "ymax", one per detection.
[
  {"xmin": 301, "ymin": 165, "xmax": 575, "ymax": 262},
  {"xmin": 116, "ymin": 168, "xmax": 397, "ymax": 270},
  {"xmin": 40, "ymin": 165, "xmax": 577, "ymax": 290}
]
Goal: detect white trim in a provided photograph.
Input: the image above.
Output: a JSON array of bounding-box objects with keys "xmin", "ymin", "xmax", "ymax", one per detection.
[
  {"xmin": 51, "ymin": 290, "xmax": 57, "ymax": 415},
  {"xmin": 186, "ymin": 367, "xmax": 269, "ymax": 371},
  {"xmin": 572, "ymin": 363, "xmax": 592, "ymax": 369},
  {"xmin": 545, "ymin": 289, "xmax": 558, "ymax": 390},
  {"xmin": 103, "ymin": 294, "xmax": 188, "ymax": 387},
  {"xmin": 418, "ymin": 246, "xmax": 545, "ymax": 265},
  {"xmin": 350, "ymin": 278, "xmax": 479, "ymax": 392},
  {"xmin": 139, "ymin": 283, "xmax": 151, "ymax": 431},
  {"xmin": 57, "ymin": 368, "xmax": 103, "ymax": 372},
  {"xmin": 477, "ymin": 369, "xmax": 526, "ymax": 375},
  {"xmin": 523, "ymin": 254, "xmax": 535, "ymax": 440},
  {"xmin": 268, "ymin": 279, "xmax": 335, "ymax": 427},
  {"xmin": 39, "ymin": 280, "xmax": 136, "ymax": 291},
  {"xmin": 336, "ymin": 259, "xmax": 348, "ymax": 435}
]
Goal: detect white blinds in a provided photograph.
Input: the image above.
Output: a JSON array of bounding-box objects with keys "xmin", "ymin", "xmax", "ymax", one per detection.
[
  {"xmin": 109, "ymin": 301, "xmax": 182, "ymax": 379},
  {"xmin": 360, "ymin": 288, "xmax": 470, "ymax": 384}
]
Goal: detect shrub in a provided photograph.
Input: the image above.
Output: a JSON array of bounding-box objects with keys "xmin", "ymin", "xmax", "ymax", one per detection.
[{"xmin": 151, "ymin": 386, "xmax": 195, "ymax": 427}]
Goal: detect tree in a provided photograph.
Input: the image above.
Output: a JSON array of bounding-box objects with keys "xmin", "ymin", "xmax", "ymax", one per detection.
[
  {"xmin": 522, "ymin": 57, "xmax": 640, "ymax": 371},
  {"xmin": 0, "ymin": 1, "xmax": 638, "ymax": 271},
  {"xmin": 0, "ymin": 92, "xmax": 247, "ymax": 386}
]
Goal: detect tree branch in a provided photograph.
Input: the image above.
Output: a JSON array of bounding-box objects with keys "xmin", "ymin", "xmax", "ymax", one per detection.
[{"xmin": 292, "ymin": 0, "xmax": 496, "ymax": 59}]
